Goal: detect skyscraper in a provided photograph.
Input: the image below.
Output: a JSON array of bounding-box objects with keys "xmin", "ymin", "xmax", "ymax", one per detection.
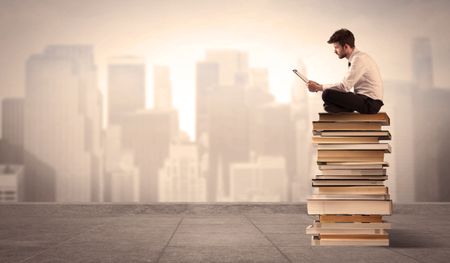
[
  {"xmin": 0, "ymin": 98, "xmax": 24, "ymax": 164},
  {"xmin": 24, "ymin": 45, "xmax": 103, "ymax": 202},
  {"xmin": 107, "ymin": 57, "xmax": 146, "ymax": 125},
  {"xmin": 153, "ymin": 65, "xmax": 173, "ymax": 110}
]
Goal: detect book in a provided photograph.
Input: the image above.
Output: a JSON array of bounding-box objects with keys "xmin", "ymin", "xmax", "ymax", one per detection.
[
  {"xmin": 312, "ymin": 220, "xmax": 392, "ymax": 229},
  {"xmin": 312, "ymin": 180, "xmax": 385, "ymax": 186},
  {"xmin": 319, "ymin": 169, "xmax": 386, "ymax": 176},
  {"xmin": 314, "ymin": 130, "xmax": 391, "ymax": 140},
  {"xmin": 318, "ymin": 112, "xmax": 390, "ymax": 125},
  {"xmin": 311, "ymin": 235, "xmax": 389, "ymax": 246},
  {"xmin": 314, "ymin": 175, "xmax": 388, "ymax": 180},
  {"xmin": 317, "ymin": 150, "xmax": 385, "ymax": 163},
  {"xmin": 319, "ymin": 214, "xmax": 383, "ymax": 223},
  {"xmin": 310, "ymin": 194, "xmax": 390, "ymax": 200},
  {"xmin": 306, "ymin": 225, "xmax": 387, "ymax": 235},
  {"xmin": 317, "ymin": 143, "xmax": 391, "ymax": 152},
  {"xmin": 312, "ymin": 136, "xmax": 379, "ymax": 144},
  {"xmin": 313, "ymin": 122, "xmax": 382, "ymax": 131},
  {"xmin": 307, "ymin": 200, "xmax": 393, "ymax": 215},
  {"xmin": 313, "ymin": 186, "xmax": 389, "ymax": 195},
  {"xmin": 318, "ymin": 162, "xmax": 389, "ymax": 170}
]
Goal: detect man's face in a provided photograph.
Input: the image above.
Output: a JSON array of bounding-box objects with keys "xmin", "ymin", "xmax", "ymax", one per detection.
[{"xmin": 333, "ymin": 42, "xmax": 347, "ymax": 59}]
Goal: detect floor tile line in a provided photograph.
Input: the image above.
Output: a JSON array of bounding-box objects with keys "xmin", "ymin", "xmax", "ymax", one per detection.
[
  {"xmin": 18, "ymin": 220, "xmax": 109, "ymax": 263},
  {"xmin": 386, "ymin": 248, "xmax": 425, "ymax": 263},
  {"xmin": 244, "ymin": 215, "xmax": 293, "ymax": 263},
  {"xmin": 155, "ymin": 216, "xmax": 184, "ymax": 263}
]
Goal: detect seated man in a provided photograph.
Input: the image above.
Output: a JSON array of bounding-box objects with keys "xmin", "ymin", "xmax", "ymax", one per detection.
[{"xmin": 307, "ymin": 28, "xmax": 384, "ymax": 114}]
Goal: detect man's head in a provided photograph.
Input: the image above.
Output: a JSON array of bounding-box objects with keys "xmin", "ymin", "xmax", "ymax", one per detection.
[{"xmin": 327, "ymin": 29, "xmax": 355, "ymax": 59}]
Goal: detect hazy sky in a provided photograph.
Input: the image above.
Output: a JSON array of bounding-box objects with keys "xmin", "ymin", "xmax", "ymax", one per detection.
[{"xmin": 1, "ymin": 0, "xmax": 450, "ymax": 137}]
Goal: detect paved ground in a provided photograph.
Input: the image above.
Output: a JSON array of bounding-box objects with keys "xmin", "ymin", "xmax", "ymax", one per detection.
[{"xmin": 0, "ymin": 203, "xmax": 449, "ymax": 263}]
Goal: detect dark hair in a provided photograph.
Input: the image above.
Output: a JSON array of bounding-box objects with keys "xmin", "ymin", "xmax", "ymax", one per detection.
[{"xmin": 327, "ymin": 29, "xmax": 355, "ymax": 48}]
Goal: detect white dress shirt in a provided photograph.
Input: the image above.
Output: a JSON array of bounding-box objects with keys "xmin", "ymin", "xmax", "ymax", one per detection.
[{"xmin": 323, "ymin": 48, "xmax": 383, "ymax": 101}]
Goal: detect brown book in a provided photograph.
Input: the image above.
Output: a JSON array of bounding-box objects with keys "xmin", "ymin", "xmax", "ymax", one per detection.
[
  {"xmin": 317, "ymin": 150, "xmax": 385, "ymax": 162},
  {"xmin": 307, "ymin": 200, "xmax": 393, "ymax": 215},
  {"xmin": 313, "ymin": 186, "xmax": 389, "ymax": 195},
  {"xmin": 313, "ymin": 122, "xmax": 382, "ymax": 131},
  {"xmin": 310, "ymin": 194, "xmax": 390, "ymax": 200},
  {"xmin": 311, "ymin": 235, "xmax": 389, "ymax": 246},
  {"xmin": 318, "ymin": 112, "xmax": 390, "ymax": 125},
  {"xmin": 319, "ymin": 215, "xmax": 383, "ymax": 223},
  {"xmin": 312, "ymin": 136, "xmax": 379, "ymax": 144},
  {"xmin": 312, "ymin": 220, "xmax": 392, "ymax": 229},
  {"xmin": 320, "ymin": 233, "xmax": 388, "ymax": 239}
]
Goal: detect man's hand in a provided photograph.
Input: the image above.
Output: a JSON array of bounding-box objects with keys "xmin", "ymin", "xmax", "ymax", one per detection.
[{"xmin": 307, "ymin": 80, "xmax": 323, "ymax": 92}]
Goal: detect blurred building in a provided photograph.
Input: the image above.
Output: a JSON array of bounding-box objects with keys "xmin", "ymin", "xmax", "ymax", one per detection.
[
  {"xmin": 0, "ymin": 98, "xmax": 24, "ymax": 164},
  {"xmin": 24, "ymin": 45, "xmax": 103, "ymax": 202},
  {"xmin": 0, "ymin": 165, "xmax": 24, "ymax": 202},
  {"xmin": 153, "ymin": 65, "xmax": 173, "ymax": 110},
  {"xmin": 158, "ymin": 137, "xmax": 207, "ymax": 202},
  {"xmin": 103, "ymin": 125, "xmax": 139, "ymax": 202},
  {"xmin": 229, "ymin": 155, "xmax": 287, "ymax": 202},
  {"xmin": 107, "ymin": 57, "xmax": 146, "ymax": 125}
]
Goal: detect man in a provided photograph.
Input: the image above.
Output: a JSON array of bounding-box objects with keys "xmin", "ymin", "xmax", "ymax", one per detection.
[{"xmin": 307, "ymin": 29, "xmax": 384, "ymax": 114}]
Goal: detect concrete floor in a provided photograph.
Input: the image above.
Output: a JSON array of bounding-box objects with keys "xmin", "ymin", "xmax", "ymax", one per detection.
[{"xmin": 1, "ymin": 203, "xmax": 449, "ymax": 263}]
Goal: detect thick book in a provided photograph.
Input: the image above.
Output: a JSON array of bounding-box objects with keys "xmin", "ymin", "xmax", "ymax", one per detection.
[
  {"xmin": 307, "ymin": 199, "xmax": 393, "ymax": 215},
  {"xmin": 313, "ymin": 122, "xmax": 382, "ymax": 131},
  {"xmin": 317, "ymin": 143, "xmax": 391, "ymax": 152},
  {"xmin": 318, "ymin": 112, "xmax": 390, "ymax": 125},
  {"xmin": 306, "ymin": 225, "xmax": 388, "ymax": 235},
  {"xmin": 312, "ymin": 136, "xmax": 379, "ymax": 144},
  {"xmin": 311, "ymin": 235, "xmax": 389, "ymax": 246},
  {"xmin": 312, "ymin": 220, "xmax": 392, "ymax": 229},
  {"xmin": 317, "ymin": 150, "xmax": 385, "ymax": 162},
  {"xmin": 319, "ymin": 215, "xmax": 383, "ymax": 223},
  {"xmin": 313, "ymin": 186, "xmax": 389, "ymax": 195}
]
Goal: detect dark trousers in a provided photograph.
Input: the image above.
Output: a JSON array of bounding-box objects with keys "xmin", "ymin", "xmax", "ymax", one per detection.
[{"xmin": 322, "ymin": 89, "xmax": 384, "ymax": 114}]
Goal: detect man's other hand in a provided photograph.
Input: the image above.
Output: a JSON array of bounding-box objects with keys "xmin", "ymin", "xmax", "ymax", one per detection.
[{"xmin": 307, "ymin": 80, "xmax": 323, "ymax": 92}]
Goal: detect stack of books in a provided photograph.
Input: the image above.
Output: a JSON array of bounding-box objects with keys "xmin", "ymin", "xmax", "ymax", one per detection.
[{"xmin": 306, "ymin": 112, "xmax": 392, "ymax": 246}]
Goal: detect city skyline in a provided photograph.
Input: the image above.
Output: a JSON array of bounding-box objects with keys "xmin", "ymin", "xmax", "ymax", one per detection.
[{"xmin": 2, "ymin": 0, "xmax": 450, "ymax": 139}]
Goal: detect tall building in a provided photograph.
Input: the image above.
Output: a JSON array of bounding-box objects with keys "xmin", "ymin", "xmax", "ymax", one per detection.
[
  {"xmin": 120, "ymin": 110, "xmax": 178, "ymax": 202},
  {"xmin": 195, "ymin": 62, "xmax": 219, "ymax": 146},
  {"xmin": 0, "ymin": 165, "xmax": 24, "ymax": 202},
  {"xmin": 24, "ymin": 45, "xmax": 103, "ymax": 202},
  {"xmin": 153, "ymin": 66, "xmax": 172, "ymax": 110},
  {"xmin": 205, "ymin": 50, "xmax": 249, "ymax": 86},
  {"xmin": 0, "ymin": 98, "xmax": 24, "ymax": 164},
  {"xmin": 107, "ymin": 57, "xmax": 146, "ymax": 125},
  {"xmin": 103, "ymin": 125, "xmax": 140, "ymax": 202},
  {"xmin": 158, "ymin": 138, "xmax": 207, "ymax": 202},
  {"xmin": 248, "ymin": 103, "xmax": 296, "ymax": 201},
  {"xmin": 229, "ymin": 155, "xmax": 287, "ymax": 202}
]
